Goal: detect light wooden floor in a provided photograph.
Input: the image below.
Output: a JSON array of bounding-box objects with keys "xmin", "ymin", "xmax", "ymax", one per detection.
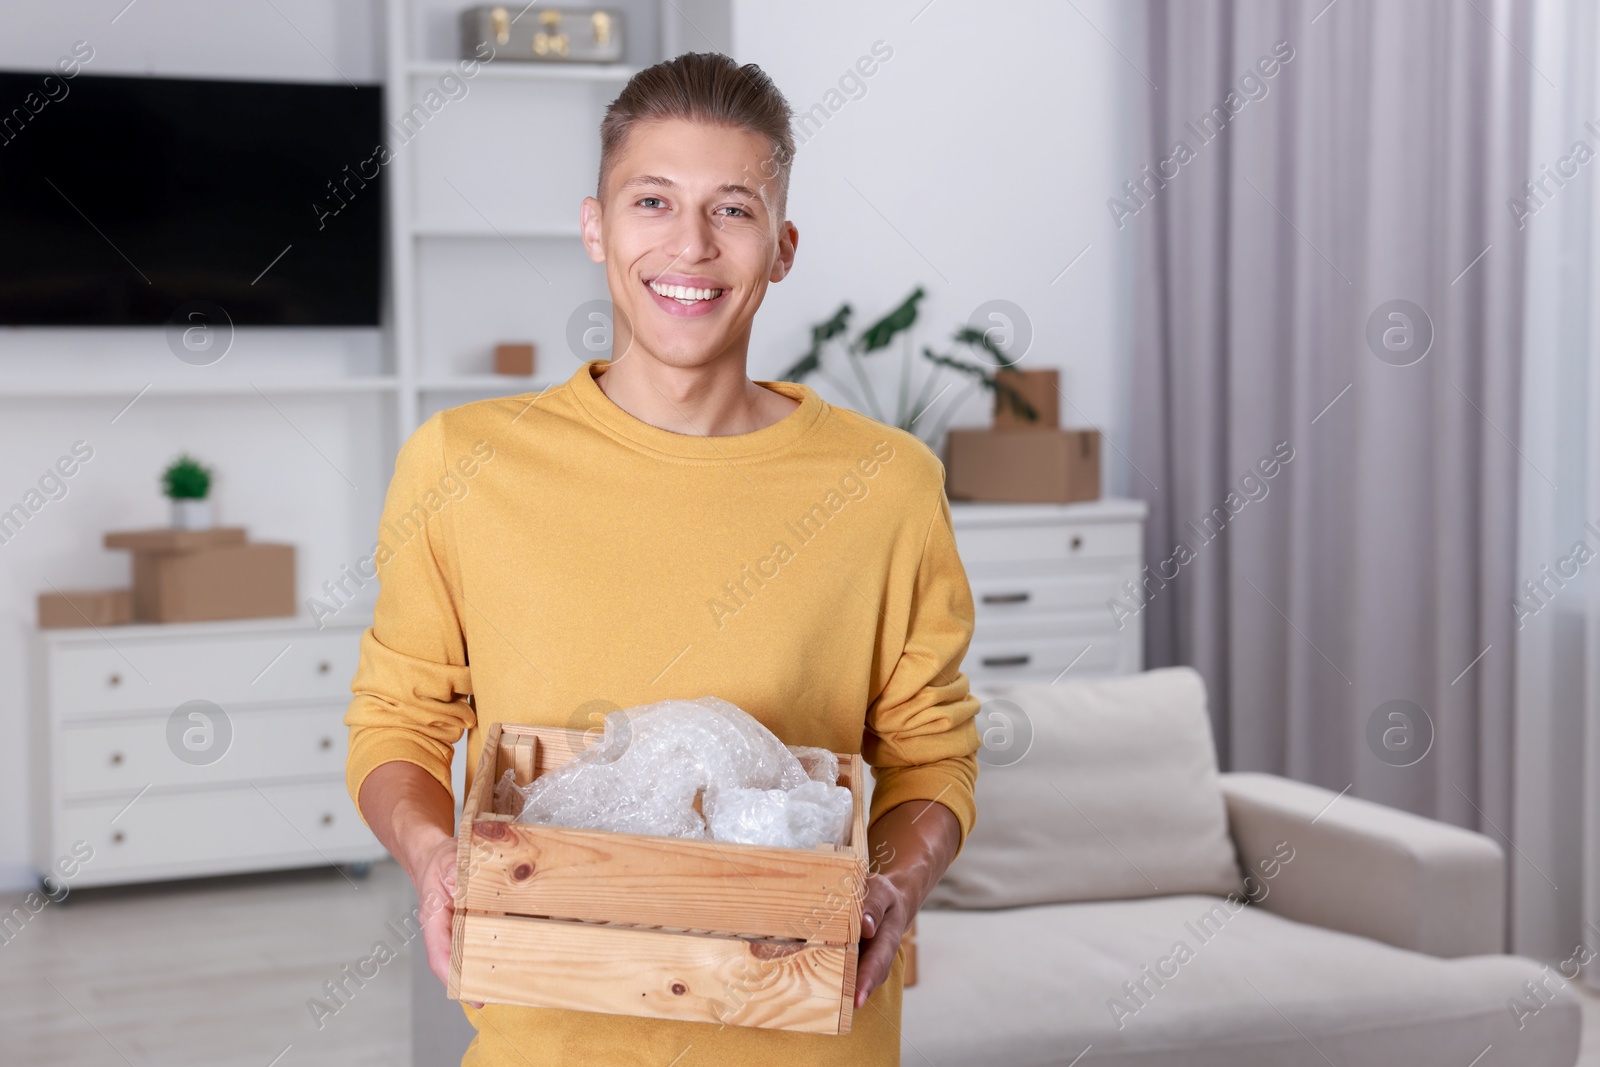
[
  {"xmin": 1, "ymin": 859, "xmax": 414, "ymax": 1066},
  {"xmin": 3, "ymin": 858, "xmax": 1600, "ymax": 1066}
]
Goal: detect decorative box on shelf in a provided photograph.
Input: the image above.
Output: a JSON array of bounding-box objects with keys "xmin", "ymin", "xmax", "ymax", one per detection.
[
  {"xmin": 459, "ymin": 5, "xmax": 626, "ymax": 64},
  {"xmin": 449, "ymin": 721, "xmax": 869, "ymax": 1035},
  {"xmin": 29, "ymin": 615, "xmax": 385, "ymax": 890},
  {"xmin": 950, "ymin": 499, "xmax": 1148, "ymax": 686}
]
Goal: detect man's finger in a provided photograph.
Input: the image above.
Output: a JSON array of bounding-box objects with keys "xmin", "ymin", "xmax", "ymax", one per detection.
[
  {"xmin": 855, "ymin": 933, "xmax": 895, "ymax": 1007},
  {"xmin": 861, "ymin": 879, "xmax": 893, "ymax": 938}
]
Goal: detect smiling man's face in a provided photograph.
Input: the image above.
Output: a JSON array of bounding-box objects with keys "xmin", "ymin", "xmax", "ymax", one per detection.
[{"xmin": 581, "ymin": 117, "xmax": 798, "ymax": 372}]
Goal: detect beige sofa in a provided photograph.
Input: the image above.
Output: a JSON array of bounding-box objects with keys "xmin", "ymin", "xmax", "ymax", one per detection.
[
  {"xmin": 412, "ymin": 667, "xmax": 1581, "ymax": 1065},
  {"xmin": 903, "ymin": 668, "xmax": 1582, "ymax": 1066}
]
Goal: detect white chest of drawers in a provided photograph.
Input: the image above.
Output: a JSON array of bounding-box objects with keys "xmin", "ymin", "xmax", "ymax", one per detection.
[
  {"xmin": 950, "ymin": 499, "xmax": 1148, "ymax": 687},
  {"xmin": 30, "ymin": 615, "xmax": 386, "ymax": 889}
]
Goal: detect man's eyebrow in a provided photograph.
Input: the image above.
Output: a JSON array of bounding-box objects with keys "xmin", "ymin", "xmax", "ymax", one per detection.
[{"xmin": 619, "ymin": 174, "xmax": 765, "ymax": 200}]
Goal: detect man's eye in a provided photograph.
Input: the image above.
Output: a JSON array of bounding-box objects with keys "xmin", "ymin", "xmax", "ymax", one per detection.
[
  {"xmin": 638, "ymin": 197, "xmax": 664, "ymax": 208},
  {"xmin": 720, "ymin": 205, "xmax": 749, "ymax": 218}
]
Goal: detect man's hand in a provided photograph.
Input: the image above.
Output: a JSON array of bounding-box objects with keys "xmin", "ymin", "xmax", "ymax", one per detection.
[
  {"xmin": 414, "ymin": 835, "xmax": 483, "ymax": 1008},
  {"xmin": 854, "ymin": 798, "xmax": 961, "ymax": 1008},
  {"xmin": 357, "ymin": 761, "xmax": 483, "ymax": 1009},
  {"xmin": 856, "ymin": 868, "xmax": 912, "ymax": 1008}
]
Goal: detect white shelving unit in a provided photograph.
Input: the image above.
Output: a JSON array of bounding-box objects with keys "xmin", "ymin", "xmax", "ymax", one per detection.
[{"xmin": 384, "ymin": 0, "xmax": 726, "ymax": 433}]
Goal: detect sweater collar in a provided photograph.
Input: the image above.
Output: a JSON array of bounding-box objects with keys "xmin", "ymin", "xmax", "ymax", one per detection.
[{"xmin": 566, "ymin": 359, "xmax": 827, "ymax": 462}]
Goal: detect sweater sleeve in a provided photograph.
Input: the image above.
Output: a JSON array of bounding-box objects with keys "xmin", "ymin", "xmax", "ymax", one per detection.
[
  {"xmin": 862, "ymin": 488, "xmax": 981, "ymax": 856},
  {"xmin": 343, "ymin": 412, "xmax": 476, "ymax": 826}
]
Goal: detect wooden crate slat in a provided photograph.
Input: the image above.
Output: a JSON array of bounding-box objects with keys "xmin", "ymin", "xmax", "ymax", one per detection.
[
  {"xmin": 450, "ymin": 718, "xmax": 506, "ymax": 998},
  {"xmin": 463, "ymin": 819, "xmax": 864, "ymax": 943},
  {"xmin": 455, "ymin": 912, "xmax": 853, "ymax": 1034},
  {"xmin": 512, "ymin": 734, "xmax": 537, "ymax": 786}
]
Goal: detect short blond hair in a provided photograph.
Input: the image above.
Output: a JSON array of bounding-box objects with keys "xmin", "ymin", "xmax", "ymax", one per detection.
[{"xmin": 597, "ymin": 51, "xmax": 795, "ymax": 220}]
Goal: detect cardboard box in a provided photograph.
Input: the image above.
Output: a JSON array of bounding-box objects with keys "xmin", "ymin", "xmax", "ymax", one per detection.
[
  {"xmin": 991, "ymin": 368, "xmax": 1060, "ymax": 430},
  {"xmin": 104, "ymin": 530, "xmax": 296, "ymax": 623},
  {"xmin": 450, "ymin": 722, "xmax": 869, "ymax": 1034},
  {"xmin": 494, "ymin": 343, "xmax": 537, "ymax": 377},
  {"xmin": 37, "ymin": 588, "xmax": 132, "ymax": 629},
  {"xmin": 944, "ymin": 428, "xmax": 1101, "ymax": 504}
]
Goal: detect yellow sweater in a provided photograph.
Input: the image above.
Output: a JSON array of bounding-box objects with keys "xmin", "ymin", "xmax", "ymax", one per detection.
[{"xmin": 344, "ymin": 358, "xmax": 980, "ymax": 1066}]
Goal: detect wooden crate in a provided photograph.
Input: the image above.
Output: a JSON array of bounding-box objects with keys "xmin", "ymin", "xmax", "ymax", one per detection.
[{"xmin": 448, "ymin": 721, "xmax": 870, "ymax": 1034}]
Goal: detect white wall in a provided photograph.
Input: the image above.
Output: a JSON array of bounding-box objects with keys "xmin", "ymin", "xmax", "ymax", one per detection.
[
  {"xmin": 731, "ymin": 0, "xmax": 1135, "ymax": 485},
  {"xmin": 0, "ymin": 0, "xmax": 388, "ymax": 890}
]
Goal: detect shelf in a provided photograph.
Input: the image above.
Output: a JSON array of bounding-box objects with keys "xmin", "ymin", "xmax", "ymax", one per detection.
[
  {"xmin": 417, "ymin": 376, "xmax": 551, "ymax": 392},
  {"xmin": 0, "ymin": 377, "xmax": 400, "ymax": 399},
  {"xmin": 412, "ymin": 224, "xmax": 581, "ymax": 240},
  {"xmin": 407, "ymin": 60, "xmax": 636, "ymax": 82}
]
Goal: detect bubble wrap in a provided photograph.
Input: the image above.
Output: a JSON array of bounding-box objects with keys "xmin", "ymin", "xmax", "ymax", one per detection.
[
  {"xmin": 702, "ymin": 779, "xmax": 855, "ymax": 849},
  {"xmin": 493, "ymin": 697, "xmax": 854, "ymax": 849}
]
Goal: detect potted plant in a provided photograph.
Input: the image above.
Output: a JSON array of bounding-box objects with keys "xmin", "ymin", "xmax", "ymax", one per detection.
[
  {"xmin": 778, "ymin": 286, "xmax": 1039, "ymax": 447},
  {"xmin": 162, "ymin": 454, "xmax": 213, "ymax": 530}
]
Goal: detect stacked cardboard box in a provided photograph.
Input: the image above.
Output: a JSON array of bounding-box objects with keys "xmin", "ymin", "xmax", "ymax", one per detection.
[
  {"xmin": 37, "ymin": 588, "xmax": 133, "ymax": 629},
  {"xmin": 103, "ymin": 526, "xmax": 296, "ymax": 623},
  {"xmin": 944, "ymin": 368, "xmax": 1102, "ymax": 504}
]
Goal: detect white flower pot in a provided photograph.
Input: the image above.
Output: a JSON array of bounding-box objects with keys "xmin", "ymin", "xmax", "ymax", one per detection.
[{"xmin": 170, "ymin": 498, "xmax": 212, "ymax": 530}]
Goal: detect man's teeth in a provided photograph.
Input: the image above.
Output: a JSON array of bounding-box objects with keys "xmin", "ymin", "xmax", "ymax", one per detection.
[{"xmin": 649, "ymin": 280, "xmax": 724, "ymax": 303}]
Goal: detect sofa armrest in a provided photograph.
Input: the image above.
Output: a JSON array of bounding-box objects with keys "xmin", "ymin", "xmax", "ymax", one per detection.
[{"xmin": 1219, "ymin": 772, "xmax": 1505, "ymax": 958}]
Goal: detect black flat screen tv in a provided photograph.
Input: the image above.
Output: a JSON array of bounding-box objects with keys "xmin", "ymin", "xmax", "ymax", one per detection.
[{"xmin": 0, "ymin": 71, "xmax": 384, "ymax": 326}]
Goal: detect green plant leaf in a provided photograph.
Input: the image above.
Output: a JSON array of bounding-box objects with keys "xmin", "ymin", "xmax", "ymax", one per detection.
[
  {"xmin": 162, "ymin": 453, "xmax": 212, "ymax": 500},
  {"xmin": 952, "ymin": 325, "xmax": 1019, "ymax": 370},
  {"xmin": 992, "ymin": 372, "xmax": 1040, "ymax": 422},
  {"xmin": 777, "ymin": 349, "xmax": 821, "ymax": 382},
  {"xmin": 853, "ymin": 287, "xmax": 924, "ymax": 355},
  {"xmin": 813, "ymin": 302, "xmax": 852, "ymax": 346},
  {"xmin": 922, "ymin": 349, "xmax": 992, "ymax": 383},
  {"xmin": 778, "ymin": 303, "xmax": 851, "ymax": 381}
]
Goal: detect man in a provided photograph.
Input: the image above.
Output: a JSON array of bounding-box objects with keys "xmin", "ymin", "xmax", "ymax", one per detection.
[{"xmin": 345, "ymin": 51, "xmax": 979, "ymax": 1065}]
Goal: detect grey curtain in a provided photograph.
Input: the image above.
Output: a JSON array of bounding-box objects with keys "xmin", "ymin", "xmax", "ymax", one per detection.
[{"xmin": 1127, "ymin": 0, "xmax": 1532, "ymax": 842}]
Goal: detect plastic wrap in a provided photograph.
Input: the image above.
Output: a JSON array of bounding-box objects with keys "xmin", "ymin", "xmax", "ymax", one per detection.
[
  {"xmin": 492, "ymin": 696, "xmax": 853, "ymax": 849},
  {"xmin": 702, "ymin": 779, "xmax": 855, "ymax": 849},
  {"xmin": 787, "ymin": 745, "xmax": 841, "ymax": 787}
]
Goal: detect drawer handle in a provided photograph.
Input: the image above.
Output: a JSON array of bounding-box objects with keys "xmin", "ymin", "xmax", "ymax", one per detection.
[
  {"xmin": 318, "ymin": 661, "xmax": 332, "ymax": 675},
  {"xmin": 111, "ymin": 831, "xmax": 125, "ymax": 844},
  {"xmin": 320, "ymin": 812, "xmax": 334, "ymax": 826},
  {"xmin": 109, "ymin": 752, "xmax": 124, "ymax": 766},
  {"xmin": 981, "ymin": 654, "xmax": 1032, "ymax": 668},
  {"xmin": 981, "ymin": 592, "xmax": 1031, "ymax": 605},
  {"xmin": 319, "ymin": 736, "xmax": 333, "ymax": 751},
  {"xmin": 107, "ymin": 673, "xmax": 122, "ymax": 688},
  {"xmin": 1070, "ymin": 535, "xmax": 1084, "ymax": 550}
]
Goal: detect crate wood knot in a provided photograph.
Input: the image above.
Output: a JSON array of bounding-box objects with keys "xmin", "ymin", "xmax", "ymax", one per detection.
[
  {"xmin": 747, "ymin": 940, "xmax": 806, "ymax": 961},
  {"xmin": 478, "ymin": 821, "xmax": 511, "ymax": 840},
  {"xmin": 670, "ymin": 982, "xmax": 688, "ymax": 995},
  {"xmin": 511, "ymin": 862, "xmax": 534, "ymax": 881}
]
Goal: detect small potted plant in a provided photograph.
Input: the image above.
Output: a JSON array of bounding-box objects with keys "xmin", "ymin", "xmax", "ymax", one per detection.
[{"xmin": 162, "ymin": 453, "xmax": 214, "ymax": 530}]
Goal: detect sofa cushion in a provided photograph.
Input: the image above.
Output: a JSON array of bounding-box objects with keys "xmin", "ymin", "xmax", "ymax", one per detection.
[
  {"xmin": 926, "ymin": 667, "xmax": 1243, "ymax": 908},
  {"xmin": 903, "ymin": 897, "xmax": 1582, "ymax": 1067}
]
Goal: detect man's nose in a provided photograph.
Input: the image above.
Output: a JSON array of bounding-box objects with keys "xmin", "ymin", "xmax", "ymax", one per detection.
[{"xmin": 664, "ymin": 209, "xmax": 720, "ymax": 263}]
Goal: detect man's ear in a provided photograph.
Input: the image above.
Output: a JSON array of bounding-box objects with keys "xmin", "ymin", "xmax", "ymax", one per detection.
[
  {"xmin": 769, "ymin": 220, "xmax": 799, "ymax": 282},
  {"xmin": 580, "ymin": 196, "xmax": 606, "ymax": 263}
]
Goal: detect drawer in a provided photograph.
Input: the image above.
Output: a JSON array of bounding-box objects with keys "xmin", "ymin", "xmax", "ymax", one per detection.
[
  {"xmin": 970, "ymin": 569, "xmax": 1133, "ymax": 619},
  {"xmin": 56, "ymin": 778, "xmax": 376, "ymax": 882},
  {"xmin": 48, "ymin": 629, "xmax": 361, "ymax": 715},
  {"xmin": 56, "ymin": 704, "xmax": 350, "ymax": 798},
  {"xmin": 962, "ymin": 618, "xmax": 1138, "ymax": 684},
  {"xmin": 954, "ymin": 520, "xmax": 1141, "ymax": 571}
]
